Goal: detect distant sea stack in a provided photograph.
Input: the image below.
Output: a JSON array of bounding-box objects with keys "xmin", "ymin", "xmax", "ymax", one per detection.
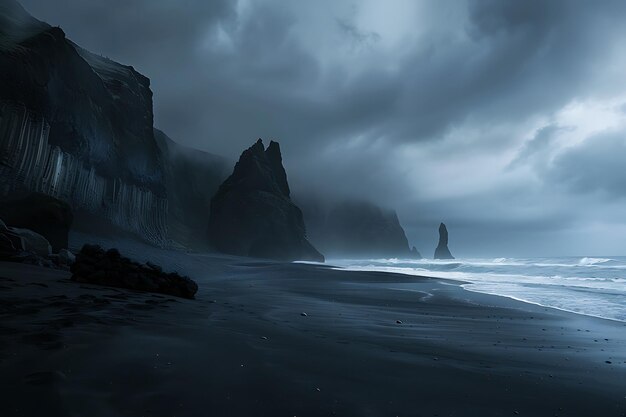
[
  {"xmin": 208, "ymin": 139, "xmax": 324, "ymax": 262},
  {"xmin": 434, "ymin": 222, "xmax": 454, "ymax": 259}
]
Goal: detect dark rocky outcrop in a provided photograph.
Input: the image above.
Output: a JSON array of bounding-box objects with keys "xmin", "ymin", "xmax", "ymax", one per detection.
[
  {"xmin": 434, "ymin": 222, "xmax": 454, "ymax": 259},
  {"xmin": 154, "ymin": 129, "xmax": 230, "ymax": 249},
  {"xmin": 0, "ymin": 193, "xmax": 73, "ymax": 251},
  {"xmin": 4, "ymin": 226, "xmax": 50, "ymax": 257},
  {"xmin": 0, "ymin": 1, "xmax": 164, "ymax": 193},
  {"xmin": 0, "ymin": 1, "xmax": 170, "ymax": 245},
  {"xmin": 0, "ymin": 220, "xmax": 51, "ymax": 257},
  {"xmin": 0, "ymin": 217, "xmax": 75, "ymax": 269},
  {"xmin": 208, "ymin": 139, "xmax": 323, "ymax": 262},
  {"xmin": 302, "ymin": 199, "xmax": 421, "ymax": 259},
  {"xmin": 71, "ymin": 244, "xmax": 198, "ymax": 299}
]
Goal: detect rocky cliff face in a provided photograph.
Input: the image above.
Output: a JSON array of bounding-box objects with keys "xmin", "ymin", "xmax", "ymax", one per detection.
[
  {"xmin": 208, "ymin": 139, "xmax": 324, "ymax": 262},
  {"xmin": 0, "ymin": 1, "xmax": 169, "ymax": 244},
  {"xmin": 0, "ymin": 0, "xmax": 163, "ymax": 192},
  {"xmin": 303, "ymin": 199, "xmax": 421, "ymax": 259},
  {"xmin": 434, "ymin": 222, "xmax": 454, "ymax": 259},
  {"xmin": 154, "ymin": 129, "xmax": 229, "ymax": 249}
]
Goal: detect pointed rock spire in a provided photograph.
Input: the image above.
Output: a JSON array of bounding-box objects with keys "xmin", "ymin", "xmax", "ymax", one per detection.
[
  {"xmin": 434, "ymin": 222, "xmax": 454, "ymax": 259},
  {"xmin": 208, "ymin": 139, "xmax": 324, "ymax": 262},
  {"xmin": 265, "ymin": 140, "xmax": 290, "ymax": 197}
]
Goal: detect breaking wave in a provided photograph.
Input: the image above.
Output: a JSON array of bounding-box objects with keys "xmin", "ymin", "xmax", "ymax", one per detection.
[{"xmin": 330, "ymin": 256, "xmax": 626, "ymax": 322}]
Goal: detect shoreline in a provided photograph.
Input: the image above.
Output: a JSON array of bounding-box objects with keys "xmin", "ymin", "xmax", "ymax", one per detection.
[
  {"xmin": 1, "ymin": 240, "xmax": 625, "ymax": 416},
  {"xmin": 458, "ymin": 285, "xmax": 626, "ymax": 325},
  {"xmin": 326, "ymin": 258, "xmax": 626, "ymax": 324},
  {"xmin": 333, "ymin": 263, "xmax": 626, "ymax": 325}
]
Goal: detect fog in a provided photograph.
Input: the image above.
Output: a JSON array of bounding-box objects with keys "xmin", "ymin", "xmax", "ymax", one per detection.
[{"xmin": 19, "ymin": 0, "xmax": 626, "ymax": 256}]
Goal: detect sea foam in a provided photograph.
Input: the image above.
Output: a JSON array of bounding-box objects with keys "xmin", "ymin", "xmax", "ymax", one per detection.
[{"xmin": 330, "ymin": 256, "xmax": 626, "ymax": 322}]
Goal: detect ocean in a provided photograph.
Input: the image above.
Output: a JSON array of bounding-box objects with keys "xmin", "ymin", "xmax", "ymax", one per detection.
[{"xmin": 329, "ymin": 256, "xmax": 626, "ymax": 322}]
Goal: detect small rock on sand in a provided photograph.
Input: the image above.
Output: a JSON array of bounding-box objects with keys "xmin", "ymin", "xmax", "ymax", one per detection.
[{"xmin": 58, "ymin": 249, "xmax": 75, "ymax": 265}]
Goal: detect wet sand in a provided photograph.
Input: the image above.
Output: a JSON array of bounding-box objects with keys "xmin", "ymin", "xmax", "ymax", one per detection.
[{"xmin": 0, "ymin": 237, "xmax": 625, "ymax": 417}]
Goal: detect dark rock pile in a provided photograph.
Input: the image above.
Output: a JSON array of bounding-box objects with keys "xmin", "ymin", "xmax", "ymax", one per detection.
[{"xmin": 70, "ymin": 244, "xmax": 198, "ymax": 299}]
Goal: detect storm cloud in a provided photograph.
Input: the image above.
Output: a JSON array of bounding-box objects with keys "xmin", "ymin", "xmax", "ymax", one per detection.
[{"xmin": 19, "ymin": 0, "xmax": 626, "ymax": 256}]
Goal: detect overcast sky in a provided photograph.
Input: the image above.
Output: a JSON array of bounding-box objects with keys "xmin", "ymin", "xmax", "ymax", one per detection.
[{"xmin": 19, "ymin": 0, "xmax": 626, "ymax": 256}]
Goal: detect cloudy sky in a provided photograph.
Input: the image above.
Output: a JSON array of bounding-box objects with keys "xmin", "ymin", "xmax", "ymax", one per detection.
[{"xmin": 20, "ymin": 0, "xmax": 626, "ymax": 256}]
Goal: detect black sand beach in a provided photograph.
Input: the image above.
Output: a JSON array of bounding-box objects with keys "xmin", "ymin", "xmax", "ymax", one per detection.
[{"xmin": 0, "ymin": 236, "xmax": 625, "ymax": 417}]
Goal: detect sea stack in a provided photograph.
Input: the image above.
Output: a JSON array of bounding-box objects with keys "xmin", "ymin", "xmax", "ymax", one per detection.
[
  {"xmin": 434, "ymin": 222, "xmax": 454, "ymax": 259},
  {"xmin": 208, "ymin": 139, "xmax": 324, "ymax": 262}
]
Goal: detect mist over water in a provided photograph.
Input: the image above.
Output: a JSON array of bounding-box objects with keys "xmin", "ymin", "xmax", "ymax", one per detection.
[{"xmin": 330, "ymin": 256, "xmax": 626, "ymax": 322}]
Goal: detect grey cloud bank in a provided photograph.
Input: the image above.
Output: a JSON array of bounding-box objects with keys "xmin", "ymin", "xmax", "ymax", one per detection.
[{"xmin": 19, "ymin": 0, "xmax": 626, "ymax": 256}]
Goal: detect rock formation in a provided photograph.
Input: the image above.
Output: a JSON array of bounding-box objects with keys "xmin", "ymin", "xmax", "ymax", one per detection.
[
  {"xmin": 434, "ymin": 222, "xmax": 454, "ymax": 259},
  {"xmin": 0, "ymin": 1, "xmax": 168, "ymax": 245},
  {"xmin": 0, "ymin": 1, "xmax": 163, "ymax": 193},
  {"xmin": 0, "ymin": 216, "xmax": 75, "ymax": 269},
  {"xmin": 0, "ymin": 192, "xmax": 72, "ymax": 251},
  {"xmin": 14, "ymin": 228, "xmax": 49, "ymax": 256},
  {"xmin": 71, "ymin": 245, "xmax": 198, "ymax": 299},
  {"xmin": 302, "ymin": 199, "xmax": 421, "ymax": 259},
  {"xmin": 208, "ymin": 139, "xmax": 324, "ymax": 262}
]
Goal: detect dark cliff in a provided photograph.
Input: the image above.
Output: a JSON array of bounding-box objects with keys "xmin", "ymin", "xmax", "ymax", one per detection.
[
  {"xmin": 208, "ymin": 139, "xmax": 324, "ymax": 262},
  {"xmin": 154, "ymin": 129, "xmax": 229, "ymax": 248},
  {"xmin": 0, "ymin": 0, "xmax": 163, "ymax": 194},
  {"xmin": 303, "ymin": 199, "xmax": 421, "ymax": 259},
  {"xmin": 0, "ymin": 1, "xmax": 172, "ymax": 244},
  {"xmin": 434, "ymin": 222, "xmax": 454, "ymax": 259}
]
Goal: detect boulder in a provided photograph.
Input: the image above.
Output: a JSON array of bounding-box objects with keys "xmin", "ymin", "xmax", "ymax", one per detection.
[
  {"xmin": 58, "ymin": 249, "xmax": 76, "ymax": 265},
  {"xmin": 0, "ymin": 225, "xmax": 24, "ymax": 254},
  {"xmin": 6, "ymin": 227, "xmax": 51, "ymax": 257},
  {"xmin": 434, "ymin": 222, "xmax": 454, "ymax": 260},
  {"xmin": 71, "ymin": 244, "xmax": 198, "ymax": 299},
  {"xmin": 208, "ymin": 139, "xmax": 324, "ymax": 262},
  {"xmin": 0, "ymin": 219, "xmax": 58, "ymax": 267},
  {"xmin": 0, "ymin": 193, "xmax": 73, "ymax": 252}
]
